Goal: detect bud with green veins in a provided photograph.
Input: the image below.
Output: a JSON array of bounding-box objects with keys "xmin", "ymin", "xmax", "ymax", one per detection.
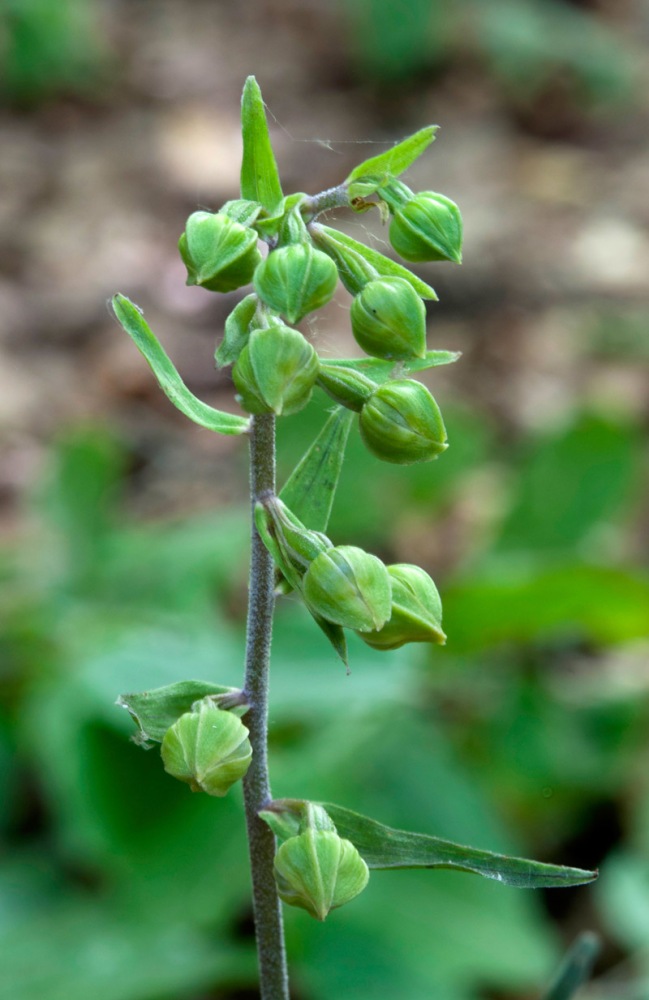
[
  {"xmin": 274, "ymin": 804, "xmax": 369, "ymax": 920},
  {"xmin": 316, "ymin": 362, "xmax": 378, "ymax": 412},
  {"xmin": 161, "ymin": 700, "xmax": 252, "ymax": 796},
  {"xmin": 254, "ymin": 242, "xmax": 338, "ymax": 323},
  {"xmin": 303, "ymin": 545, "xmax": 392, "ymax": 632},
  {"xmin": 389, "ymin": 191, "xmax": 463, "ymax": 265},
  {"xmin": 359, "ymin": 379, "xmax": 447, "ymax": 465},
  {"xmin": 358, "ymin": 563, "xmax": 446, "ymax": 650},
  {"xmin": 232, "ymin": 325, "xmax": 319, "ymax": 416},
  {"xmin": 350, "ymin": 277, "xmax": 427, "ymax": 360},
  {"xmin": 178, "ymin": 211, "xmax": 262, "ymax": 293}
]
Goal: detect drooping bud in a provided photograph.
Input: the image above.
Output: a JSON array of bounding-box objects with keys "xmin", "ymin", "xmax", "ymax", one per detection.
[
  {"xmin": 358, "ymin": 563, "xmax": 446, "ymax": 650},
  {"xmin": 178, "ymin": 211, "xmax": 262, "ymax": 293},
  {"xmin": 316, "ymin": 362, "xmax": 378, "ymax": 412},
  {"xmin": 303, "ymin": 545, "xmax": 392, "ymax": 632},
  {"xmin": 161, "ymin": 700, "xmax": 252, "ymax": 796},
  {"xmin": 389, "ymin": 192, "xmax": 463, "ymax": 265},
  {"xmin": 350, "ymin": 277, "xmax": 427, "ymax": 360},
  {"xmin": 359, "ymin": 379, "xmax": 447, "ymax": 465},
  {"xmin": 274, "ymin": 804, "xmax": 369, "ymax": 920},
  {"xmin": 232, "ymin": 325, "xmax": 319, "ymax": 416},
  {"xmin": 254, "ymin": 243, "xmax": 338, "ymax": 323}
]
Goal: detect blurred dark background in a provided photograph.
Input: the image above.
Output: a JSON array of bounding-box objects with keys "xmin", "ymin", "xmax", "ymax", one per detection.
[{"xmin": 1, "ymin": 1, "xmax": 649, "ymax": 998}]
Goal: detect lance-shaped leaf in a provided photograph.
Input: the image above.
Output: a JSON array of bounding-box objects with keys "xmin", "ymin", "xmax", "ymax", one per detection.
[
  {"xmin": 280, "ymin": 407, "xmax": 354, "ymax": 533},
  {"xmin": 312, "ymin": 803, "xmax": 597, "ymax": 888},
  {"xmin": 541, "ymin": 932, "xmax": 600, "ymax": 1000},
  {"xmin": 346, "ymin": 125, "xmax": 438, "ymax": 201},
  {"xmin": 117, "ymin": 680, "xmax": 246, "ymax": 746},
  {"xmin": 112, "ymin": 295, "xmax": 250, "ymax": 435},
  {"xmin": 324, "ymin": 350, "xmax": 461, "ymax": 384},
  {"xmin": 240, "ymin": 75, "xmax": 283, "ymax": 214},
  {"xmin": 312, "ymin": 224, "xmax": 437, "ymax": 300}
]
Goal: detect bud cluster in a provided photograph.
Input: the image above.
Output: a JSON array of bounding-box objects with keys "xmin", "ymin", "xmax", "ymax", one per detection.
[{"xmin": 256, "ymin": 496, "xmax": 446, "ymax": 650}]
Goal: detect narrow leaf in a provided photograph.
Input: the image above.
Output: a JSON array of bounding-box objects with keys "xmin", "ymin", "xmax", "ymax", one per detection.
[
  {"xmin": 541, "ymin": 932, "xmax": 600, "ymax": 1000},
  {"xmin": 280, "ymin": 407, "xmax": 354, "ymax": 533},
  {"xmin": 325, "ymin": 351, "xmax": 461, "ymax": 384},
  {"xmin": 312, "ymin": 614, "xmax": 349, "ymax": 670},
  {"xmin": 314, "ymin": 225, "xmax": 438, "ymax": 300},
  {"xmin": 320, "ymin": 803, "xmax": 598, "ymax": 889},
  {"xmin": 112, "ymin": 295, "xmax": 250, "ymax": 435},
  {"xmin": 240, "ymin": 76, "xmax": 283, "ymax": 213},
  {"xmin": 346, "ymin": 126, "xmax": 438, "ymax": 188},
  {"xmin": 117, "ymin": 680, "xmax": 240, "ymax": 745}
]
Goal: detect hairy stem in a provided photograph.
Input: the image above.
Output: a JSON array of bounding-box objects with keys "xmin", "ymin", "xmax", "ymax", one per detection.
[
  {"xmin": 242, "ymin": 413, "xmax": 289, "ymax": 1000},
  {"xmin": 301, "ymin": 182, "xmax": 350, "ymax": 221}
]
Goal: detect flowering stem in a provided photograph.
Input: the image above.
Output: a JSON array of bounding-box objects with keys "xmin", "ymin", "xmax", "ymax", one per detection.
[
  {"xmin": 241, "ymin": 412, "xmax": 289, "ymax": 1000},
  {"xmin": 301, "ymin": 183, "xmax": 350, "ymax": 221}
]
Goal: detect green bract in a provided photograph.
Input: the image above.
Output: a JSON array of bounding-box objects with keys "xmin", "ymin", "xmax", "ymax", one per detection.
[
  {"xmin": 350, "ymin": 277, "xmax": 427, "ymax": 360},
  {"xmin": 303, "ymin": 545, "xmax": 392, "ymax": 632},
  {"xmin": 359, "ymin": 379, "xmax": 448, "ymax": 464},
  {"xmin": 254, "ymin": 243, "xmax": 338, "ymax": 323},
  {"xmin": 274, "ymin": 827, "xmax": 369, "ymax": 921},
  {"xmin": 389, "ymin": 192, "xmax": 463, "ymax": 264},
  {"xmin": 178, "ymin": 211, "xmax": 262, "ymax": 292},
  {"xmin": 358, "ymin": 563, "xmax": 446, "ymax": 650},
  {"xmin": 161, "ymin": 701, "xmax": 252, "ymax": 796},
  {"xmin": 232, "ymin": 325, "xmax": 319, "ymax": 416}
]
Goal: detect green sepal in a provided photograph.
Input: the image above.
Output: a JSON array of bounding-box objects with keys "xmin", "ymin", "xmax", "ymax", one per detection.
[
  {"xmin": 254, "ymin": 193, "xmax": 307, "ymax": 240},
  {"xmin": 116, "ymin": 680, "xmax": 246, "ymax": 747},
  {"xmin": 111, "ymin": 295, "xmax": 250, "ymax": 435},
  {"xmin": 303, "ymin": 545, "xmax": 392, "ymax": 633},
  {"xmin": 232, "ymin": 325, "xmax": 319, "ymax": 416},
  {"xmin": 268, "ymin": 801, "xmax": 598, "ymax": 889},
  {"xmin": 240, "ymin": 76, "xmax": 283, "ymax": 213},
  {"xmin": 220, "ymin": 198, "xmax": 263, "ymax": 227},
  {"xmin": 312, "ymin": 224, "xmax": 438, "ymax": 300},
  {"xmin": 280, "ymin": 407, "xmax": 355, "ymax": 532},
  {"xmin": 254, "ymin": 242, "xmax": 338, "ymax": 324},
  {"xmin": 215, "ymin": 292, "xmax": 259, "ymax": 368},
  {"xmin": 541, "ymin": 932, "xmax": 600, "ymax": 1000},
  {"xmin": 346, "ymin": 125, "xmax": 438, "ymax": 202}
]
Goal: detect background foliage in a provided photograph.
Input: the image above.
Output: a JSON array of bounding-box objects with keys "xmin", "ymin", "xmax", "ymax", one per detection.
[{"xmin": 1, "ymin": 0, "xmax": 648, "ymax": 997}]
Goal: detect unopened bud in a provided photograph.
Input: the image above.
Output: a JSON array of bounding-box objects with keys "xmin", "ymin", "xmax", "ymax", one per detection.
[
  {"xmin": 254, "ymin": 243, "xmax": 338, "ymax": 323},
  {"xmin": 161, "ymin": 701, "xmax": 252, "ymax": 796},
  {"xmin": 358, "ymin": 563, "xmax": 446, "ymax": 649},
  {"xmin": 351, "ymin": 277, "xmax": 427, "ymax": 360},
  {"xmin": 359, "ymin": 379, "xmax": 447, "ymax": 464},
  {"xmin": 178, "ymin": 211, "xmax": 261, "ymax": 293},
  {"xmin": 389, "ymin": 192, "xmax": 463, "ymax": 265},
  {"xmin": 303, "ymin": 545, "xmax": 392, "ymax": 632},
  {"xmin": 232, "ymin": 325, "xmax": 319, "ymax": 416}
]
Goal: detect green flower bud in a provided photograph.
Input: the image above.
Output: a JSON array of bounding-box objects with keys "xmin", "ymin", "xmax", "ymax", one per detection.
[
  {"xmin": 359, "ymin": 379, "xmax": 447, "ymax": 465},
  {"xmin": 254, "ymin": 243, "xmax": 338, "ymax": 323},
  {"xmin": 179, "ymin": 211, "xmax": 262, "ymax": 292},
  {"xmin": 358, "ymin": 563, "xmax": 446, "ymax": 650},
  {"xmin": 316, "ymin": 362, "xmax": 378, "ymax": 412},
  {"xmin": 389, "ymin": 192, "xmax": 463, "ymax": 264},
  {"xmin": 232, "ymin": 325, "xmax": 319, "ymax": 416},
  {"xmin": 303, "ymin": 545, "xmax": 392, "ymax": 632},
  {"xmin": 350, "ymin": 277, "xmax": 427, "ymax": 360},
  {"xmin": 275, "ymin": 827, "xmax": 369, "ymax": 921},
  {"xmin": 161, "ymin": 701, "xmax": 252, "ymax": 796}
]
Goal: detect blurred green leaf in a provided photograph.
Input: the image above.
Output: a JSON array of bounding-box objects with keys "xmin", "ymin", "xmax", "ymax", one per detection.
[
  {"xmin": 443, "ymin": 563, "xmax": 649, "ymax": 653},
  {"xmin": 496, "ymin": 414, "xmax": 642, "ymax": 556},
  {"xmin": 112, "ymin": 295, "xmax": 250, "ymax": 435},
  {"xmin": 240, "ymin": 75, "xmax": 283, "ymax": 212},
  {"xmin": 541, "ymin": 931, "xmax": 599, "ymax": 1000}
]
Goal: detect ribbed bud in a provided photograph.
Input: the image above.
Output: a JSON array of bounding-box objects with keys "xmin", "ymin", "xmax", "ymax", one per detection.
[
  {"xmin": 232, "ymin": 326, "xmax": 319, "ymax": 416},
  {"xmin": 389, "ymin": 192, "xmax": 463, "ymax": 264},
  {"xmin": 316, "ymin": 362, "xmax": 377, "ymax": 412},
  {"xmin": 359, "ymin": 379, "xmax": 447, "ymax": 465},
  {"xmin": 161, "ymin": 701, "xmax": 252, "ymax": 796},
  {"xmin": 274, "ymin": 827, "xmax": 369, "ymax": 921},
  {"xmin": 303, "ymin": 545, "xmax": 392, "ymax": 632},
  {"xmin": 358, "ymin": 563, "xmax": 446, "ymax": 650},
  {"xmin": 350, "ymin": 277, "xmax": 427, "ymax": 360},
  {"xmin": 178, "ymin": 211, "xmax": 261, "ymax": 292},
  {"xmin": 254, "ymin": 243, "xmax": 338, "ymax": 323}
]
